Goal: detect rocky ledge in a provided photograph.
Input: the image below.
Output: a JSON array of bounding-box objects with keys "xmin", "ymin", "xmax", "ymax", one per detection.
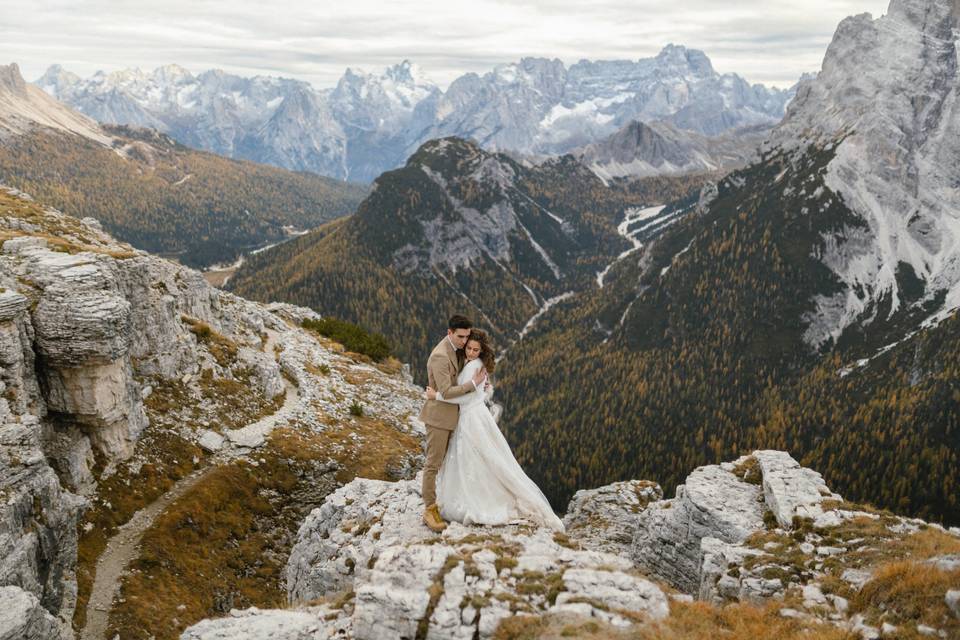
[{"xmin": 184, "ymin": 450, "xmax": 960, "ymax": 639}]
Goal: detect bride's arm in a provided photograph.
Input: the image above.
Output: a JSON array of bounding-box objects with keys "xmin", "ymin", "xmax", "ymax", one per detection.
[
  {"xmin": 430, "ymin": 352, "xmax": 480, "ymax": 400},
  {"xmin": 435, "ymin": 362, "xmax": 483, "ymax": 404}
]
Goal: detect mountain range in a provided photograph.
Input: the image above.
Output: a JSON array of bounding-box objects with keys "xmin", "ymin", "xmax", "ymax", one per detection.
[
  {"xmin": 37, "ymin": 46, "xmax": 796, "ymax": 182},
  {"xmin": 234, "ymin": 0, "xmax": 960, "ymax": 525},
  {"xmin": 0, "ymin": 63, "xmax": 366, "ymax": 269}
]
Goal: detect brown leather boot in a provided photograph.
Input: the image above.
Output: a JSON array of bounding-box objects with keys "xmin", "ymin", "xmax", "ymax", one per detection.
[{"xmin": 423, "ymin": 503, "xmax": 448, "ymax": 532}]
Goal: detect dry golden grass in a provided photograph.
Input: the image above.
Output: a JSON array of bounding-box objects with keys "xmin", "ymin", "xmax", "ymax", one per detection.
[
  {"xmin": 106, "ymin": 460, "xmax": 287, "ymax": 639},
  {"xmin": 853, "ymin": 561, "xmax": 960, "ymax": 634},
  {"xmin": 72, "ymin": 430, "xmax": 203, "ymax": 632},
  {"xmin": 269, "ymin": 413, "xmax": 421, "ymax": 483},
  {"xmin": 180, "ymin": 315, "xmax": 238, "ymax": 368},
  {"xmin": 106, "ymin": 442, "xmax": 341, "ymax": 640},
  {"xmin": 731, "ymin": 455, "xmax": 762, "ymax": 485},
  {"xmin": 886, "ymin": 526, "xmax": 960, "ymax": 559},
  {"xmin": 374, "ymin": 356, "xmax": 404, "ymax": 375},
  {"xmin": 495, "ymin": 599, "xmax": 861, "ymax": 640}
]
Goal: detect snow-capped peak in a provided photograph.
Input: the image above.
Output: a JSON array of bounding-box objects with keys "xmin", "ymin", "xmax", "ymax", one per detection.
[
  {"xmin": 35, "ymin": 64, "xmax": 80, "ymax": 98},
  {"xmin": 765, "ymin": 0, "xmax": 960, "ymax": 347}
]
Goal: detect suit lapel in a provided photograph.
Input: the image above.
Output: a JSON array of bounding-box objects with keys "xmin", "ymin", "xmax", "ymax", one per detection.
[{"xmin": 443, "ymin": 337, "xmax": 465, "ymax": 373}]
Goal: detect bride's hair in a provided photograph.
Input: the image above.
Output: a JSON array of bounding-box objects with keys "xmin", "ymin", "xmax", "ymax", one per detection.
[{"xmin": 467, "ymin": 329, "xmax": 496, "ymax": 375}]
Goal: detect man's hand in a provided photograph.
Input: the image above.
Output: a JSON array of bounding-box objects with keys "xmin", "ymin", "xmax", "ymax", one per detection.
[
  {"xmin": 425, "ymin": 386, "xmax": 438, "ymax": 400},
  {"xmin": 471, "ymin": 368, "xmax": 487, "ymax": 388}
]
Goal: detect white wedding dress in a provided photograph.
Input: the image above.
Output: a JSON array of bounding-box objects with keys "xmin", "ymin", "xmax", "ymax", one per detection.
[{"xmin": 435, "ymin": 357, "xmax": 564, "ymax": 531}]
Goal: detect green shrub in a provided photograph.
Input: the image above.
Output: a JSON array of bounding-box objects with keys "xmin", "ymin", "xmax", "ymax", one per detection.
[
  {"xmin": 349, "ymin": 401, "xmax": 364, "ymax": 417},
  {"xmin": 302, "ymin": 317, "xmax": 391, "ymax": 362}
]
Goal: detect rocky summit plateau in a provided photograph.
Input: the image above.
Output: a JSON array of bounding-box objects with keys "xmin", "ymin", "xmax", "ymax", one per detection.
[{"xmin": 182, "ymin": 450, "xmax": 960, "ymax": 640}]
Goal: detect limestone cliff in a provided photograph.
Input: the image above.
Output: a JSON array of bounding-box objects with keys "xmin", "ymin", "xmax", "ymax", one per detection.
[{"xmin": 0, "ymin": 184, "xmax": 426, "ymax": 639}]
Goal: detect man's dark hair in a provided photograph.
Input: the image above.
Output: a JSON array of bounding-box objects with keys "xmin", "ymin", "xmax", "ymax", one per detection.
[{"xmin": 448, "ymin": 314, "xmax": 473, "ymax": 331}]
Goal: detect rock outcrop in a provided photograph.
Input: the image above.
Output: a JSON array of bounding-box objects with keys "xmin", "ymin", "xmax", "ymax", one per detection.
[
  {"xmin": 281, "ymin": 476, "xmax": 669, "ymax": 639},
  {"xmin": 185, "ymin": 450, "xmax": 960, "ymax": 639},
  {"xmin": 631, "ymin": 454, "xmax": 767, "ymax": 592},
  {"xmin": 631, "ymin": 450, "xmax": 840, "ymax": 593},
  {"xmin": 562, "ymin": 479, "xmax": 662, "ymax": 555},
  {"xmin": 0, "ymin": 183, "xmax": 432, "ymax": 639}
]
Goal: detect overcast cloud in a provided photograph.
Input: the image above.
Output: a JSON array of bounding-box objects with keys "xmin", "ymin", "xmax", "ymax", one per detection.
[{"xmin": 1, "ymin": 0, "xmax": 890, "ymax": 89}]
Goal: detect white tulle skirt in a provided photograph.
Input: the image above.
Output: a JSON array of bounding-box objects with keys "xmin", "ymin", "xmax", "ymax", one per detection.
[{"xmin": 436, "ymin": 400, "xmax": 564, "ymax": 532}]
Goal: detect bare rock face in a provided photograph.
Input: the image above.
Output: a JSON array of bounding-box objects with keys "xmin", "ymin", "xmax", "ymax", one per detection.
[
  {"xmin": 0, "ymin": 291, "xmax": 42, "ymax": 422},
  {"xmin": 12, "ymin": 245, "xmax": 147, "ymax": 461},
  {"xmin": 764, "ymin": 0, "xmax": 960, "ymax": 345},
  {"xmin": 0, "ymin": 420, "xmax": 84, "ymax": 631},
  {"xmin": 631, "ymin": 456, "xmax": 766, "ymax": 592},
  {"xmin": 631, "ymin": 450, "xmax": 844, "ymax": 593},
  {"xmin": 562, "ymin": 479, "xmax": 662, "ymax": 555},
  {"xmin": 753, "ymin": 450, "xmax": 838, "ymax": 527},
  {"xmin": 278, "ymin": 476, "xmax": 669, "ymax": 639},
  {"xmin": 0, "ymin": 585, "xmax": 70, "ymax": 640}
]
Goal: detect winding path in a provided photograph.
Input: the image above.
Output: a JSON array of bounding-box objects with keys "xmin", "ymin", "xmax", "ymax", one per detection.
[
  {"xmin": 80, "ymin": 466, "xmax": 215, "ymax": 640},
  {"xmin": 80, "ymin": 328, "xmax": 298, "ymax": 640}
]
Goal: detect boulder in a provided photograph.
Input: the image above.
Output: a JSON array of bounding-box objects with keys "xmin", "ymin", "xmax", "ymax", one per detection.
[
  {"xmin": 0, "ymin": 586, "xmax": 69, "ymax": 640},
  {"xmin": 563, "ymin": 479, "xmax": 662, "ymax": 555},
  {"xmin": 632, "ymin": 456, "xmax": 765, "ymax": 591},
  {"xmin": 753, "ymin": 450, "xmax": 838, "ymax": 527}
]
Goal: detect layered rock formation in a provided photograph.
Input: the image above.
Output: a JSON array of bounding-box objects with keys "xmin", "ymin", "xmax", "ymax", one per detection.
[
  {"xmin": 0, "ymin": 420, "xmax": 83, "ymax": 638},
  {"xmin": 632, "ymin": 450, "xmax": 840, "ymax": 592}
]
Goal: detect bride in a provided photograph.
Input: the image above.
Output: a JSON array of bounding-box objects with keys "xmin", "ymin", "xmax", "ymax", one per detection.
[{"xmin": 426, "ymin": 330, "xmax": 564, "ymax": 532}]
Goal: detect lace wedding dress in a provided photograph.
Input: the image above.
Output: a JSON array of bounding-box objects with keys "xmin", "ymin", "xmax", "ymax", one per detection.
[{"xmin": 435, "ymin": 357, "xmax": 564, "ymax": 531}]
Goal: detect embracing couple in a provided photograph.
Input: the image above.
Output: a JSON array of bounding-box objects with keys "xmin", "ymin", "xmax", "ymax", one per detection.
[{"xmin": 418, "ymin": 314, "xmax": 564, "ymax": 533}]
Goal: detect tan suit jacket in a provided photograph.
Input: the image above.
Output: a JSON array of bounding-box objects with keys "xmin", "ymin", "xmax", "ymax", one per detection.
[{"xmin": 418, "ymin": 337, "xmax": 473, "ymax": 430}]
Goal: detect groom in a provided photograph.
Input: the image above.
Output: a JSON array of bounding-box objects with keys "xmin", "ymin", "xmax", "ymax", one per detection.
[{"xmin": 419, "ymin": 314, "xmax": 487, "ymax": 532}]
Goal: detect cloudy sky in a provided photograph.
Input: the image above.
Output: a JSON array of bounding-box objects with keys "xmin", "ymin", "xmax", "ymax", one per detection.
[{"xmin": 3, "ymin": 0, "xmax": 889, "ymax": 89}]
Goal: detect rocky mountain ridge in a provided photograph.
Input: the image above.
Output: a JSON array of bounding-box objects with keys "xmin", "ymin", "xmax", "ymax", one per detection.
[
  {"xmin": 226, "ymin": 135, "xmax": 705, "ymax": 374},
  {"xmin": 573, "ymin": 119, "xmax": 769, "ymax": 181},
  {"xmin": 182, "ymin": 450, "xmax": 960, "ymax": 639},
  {"xmin": 762, "ymin": 0, "xmax": 960, "ymax": 349},
  {"xmin": 36, "ymin": 46, "xmax": 795, "ymax": 182}
]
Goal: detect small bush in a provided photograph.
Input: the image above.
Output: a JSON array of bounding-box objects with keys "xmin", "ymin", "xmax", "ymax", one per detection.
[
  {"xmin": 302, "ymin": 317, "xmax": 391, "ymax": 362},
  {"xmin": 349, "ymin": 401, "xmax": 364, "ymax": 417}
]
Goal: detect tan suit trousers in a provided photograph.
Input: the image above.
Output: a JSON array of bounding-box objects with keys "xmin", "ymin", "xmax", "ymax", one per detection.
[{"xmin": 421, "ymin": 426, "xmax": 451, "ymax": 506}]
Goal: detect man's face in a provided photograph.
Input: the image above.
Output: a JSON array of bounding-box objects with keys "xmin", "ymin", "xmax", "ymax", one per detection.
[{"xmin": 448, "ymin": 328, "xmax": 470, "ymax": 349}]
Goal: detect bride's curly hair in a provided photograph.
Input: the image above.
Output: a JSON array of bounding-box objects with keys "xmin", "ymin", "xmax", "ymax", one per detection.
[{"xmin": 468, "ymin": 329, "xmax": 496, "ymax": 375}]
